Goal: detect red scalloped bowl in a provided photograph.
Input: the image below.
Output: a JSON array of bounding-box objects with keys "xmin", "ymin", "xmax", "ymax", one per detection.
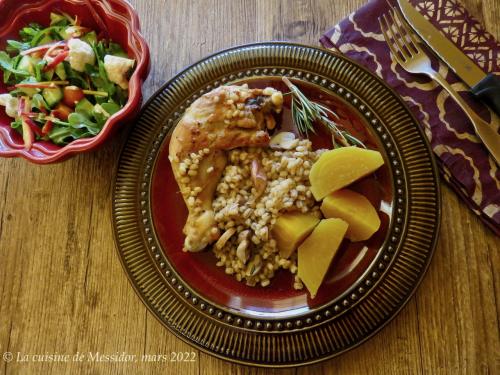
[{"xmin": 0, "ymin": 0, "xmax": 150, "ymax": 163}]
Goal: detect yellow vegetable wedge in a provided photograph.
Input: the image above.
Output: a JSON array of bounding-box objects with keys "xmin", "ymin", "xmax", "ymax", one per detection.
[
  {"xmin": 272, "ymin": 212, "xmax": 320, "ymax": 258},
  {"xmin": 309, "ymin": 146, "xmax": 384, "ymax": 200},
  {"xmin": 298, "ymin": 218, "xmax": 348, "ymax": 299},
  {"xmin": 321, "ymin": 189, "xmax": 381, "ymax": 242}
]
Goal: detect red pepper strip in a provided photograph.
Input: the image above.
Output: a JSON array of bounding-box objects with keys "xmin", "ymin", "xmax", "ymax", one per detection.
[
  {"xmin": 41, "ymin": 120, "xmax": 53, "ymax": 136},
  {"xmin": 23, "ymin": 96, "xmax": 31, "ymax": 113},
  {"xmin": 22, "ymin": 115, "xmax": 43, "ymax": 137},
  {"xmin": 21, "ymin": 119, "xmax": 34, "ymax": 150},
  {"xmin": 17, "ymin": 97, "xmax": 26, "ymax": 118},
  {"xmin": 20, "ymin": 41, "xmax": 66, "ymax": 56},
  {"xmin": 43, "ymin": 51, "xmax": 69, "ymax": 72},
  {"xmin": 46, "ymin": 45, "xmax": 69, "ymax": 58},
  {"xmin": 44, "ymin": 42, "xmax": 68, "ymax": 59}
]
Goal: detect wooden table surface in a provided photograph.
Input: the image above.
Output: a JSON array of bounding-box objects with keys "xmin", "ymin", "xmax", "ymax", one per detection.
[{"xmin": 1, "ymin": 0, "xmax": 499, "ymax": 374}]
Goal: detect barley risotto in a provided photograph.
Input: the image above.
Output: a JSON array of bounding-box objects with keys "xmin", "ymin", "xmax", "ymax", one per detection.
[{"xmin": 211, "ymin": 140, "xmax": 325, "ymax": 289}]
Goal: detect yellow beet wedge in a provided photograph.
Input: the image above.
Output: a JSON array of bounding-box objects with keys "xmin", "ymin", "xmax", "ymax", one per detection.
[
  {"xmin": 309, "ymin": 146, "xmax": 384, "ymax": 200},
  {"xmin": 298, "ymin": 218, "xmax": 348, "ymax": 299},
  {"xmin": 321, "ymin": 189, "xmax": 381, "ymax": 242},
  {"xmin": 272, "ymin": 212, "xmax": 320, "ymax": 259}
]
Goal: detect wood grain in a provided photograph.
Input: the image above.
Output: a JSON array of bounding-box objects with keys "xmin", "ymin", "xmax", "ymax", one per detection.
[{"xmin": 0, "ymin": 0, "xmax": 499, "ymax": 374}]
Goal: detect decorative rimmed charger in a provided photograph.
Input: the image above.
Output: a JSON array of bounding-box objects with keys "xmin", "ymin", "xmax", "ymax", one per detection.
[{"xmin": 112, "ymin": 42, "xmax": 440, "ymax": 367}]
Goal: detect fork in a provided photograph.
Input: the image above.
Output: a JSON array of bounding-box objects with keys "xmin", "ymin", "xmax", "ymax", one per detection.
[{"xmin": 379, "ymin": 6, "xmax": 500, "ymax": 165}]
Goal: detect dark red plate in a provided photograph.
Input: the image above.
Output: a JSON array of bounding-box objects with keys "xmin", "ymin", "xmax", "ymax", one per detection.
[
  {"xmin": 112, "ymin": 42, "xmax": 440, "ymax": 367},
  {"xmin": 151, "ymin": 78, "xmax": 393, "ymax": 317}
]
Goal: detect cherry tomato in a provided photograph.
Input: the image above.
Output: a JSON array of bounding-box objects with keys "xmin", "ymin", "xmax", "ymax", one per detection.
[
  {"xmin": 43, "ymin": 51, "xmax": 69, "ymax": 72},
  {"xmin": 63, "ymin": 86, "xmax": 85, "ymax": 108},
  {"xmin": 52, "ymin": 103, "xmax": 73, "ymax": 121}
]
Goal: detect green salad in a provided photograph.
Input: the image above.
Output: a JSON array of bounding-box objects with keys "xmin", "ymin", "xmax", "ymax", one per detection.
[{"xmin": 0, "ymin": 12, "xmax": 135, "ymax": 149}]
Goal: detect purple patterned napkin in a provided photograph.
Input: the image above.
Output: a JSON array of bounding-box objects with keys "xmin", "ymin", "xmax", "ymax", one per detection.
[{"xmin": 320, "ymin": 0, "xmax": 500, "ymax": 236}]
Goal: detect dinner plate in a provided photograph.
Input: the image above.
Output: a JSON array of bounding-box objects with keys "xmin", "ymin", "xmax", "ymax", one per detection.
[{"xmin": 112, "ymin": 42, "xmax": 440, "ymax": 367}]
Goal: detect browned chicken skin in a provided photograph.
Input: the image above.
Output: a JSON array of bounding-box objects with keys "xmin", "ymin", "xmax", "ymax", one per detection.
[{"xmin": 169, "ymin": 84, "xmax": 284, "ymax": 252}]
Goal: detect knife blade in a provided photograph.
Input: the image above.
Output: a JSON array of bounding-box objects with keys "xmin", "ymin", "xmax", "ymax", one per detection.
[{"xmin": 397, "ymin": 0, "xmax": 500, "ymax": 117}]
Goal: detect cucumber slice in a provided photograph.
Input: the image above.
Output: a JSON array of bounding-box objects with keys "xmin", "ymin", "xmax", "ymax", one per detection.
[
  {"xmin": 43, "ymin": 69, "xmax": 55, "ymax": 81},
  {"xmin": 17, "ymin": 55, "xmax": 37, "ymax": 75},
  {"xmin": 55, "ymin": 63, "xmax": 66, "ymax": 80},
  {"xmin": 42, "ymin": 87, "xmax": 63, "ymax": 108}
]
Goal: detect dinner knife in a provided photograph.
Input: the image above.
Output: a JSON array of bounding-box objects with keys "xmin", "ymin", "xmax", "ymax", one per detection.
[{"xmin": 397, "ymin": 0, "xmax": 500, "ymax": 117}]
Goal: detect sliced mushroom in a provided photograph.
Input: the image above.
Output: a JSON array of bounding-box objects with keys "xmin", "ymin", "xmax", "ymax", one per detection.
[
  {"xmin": 247, "ymin": 254, "xmax": 262, "ymax": 276},
  {"xmin": 238, "ymin": 229, "xmax": 251, "ymax": 242},
  {"xmin": 214, "ymin": 228, "xmax": 236, "ymax": 250},
  {"xmin": 251, "ymin": 159, "xmax": 267, "ymax": 197},
  {"xmin": 236, "ymin": 239, "xmax": 250, "ymax": 264},
  {"xmin": 269, "ymin": 131, "xmax": 299, "ymax": 150}
]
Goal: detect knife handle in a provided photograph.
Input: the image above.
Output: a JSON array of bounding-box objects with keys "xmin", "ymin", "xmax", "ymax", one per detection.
[{"xmin": 471, "ymin": 73, "xmax": 500, "ymax": 117}]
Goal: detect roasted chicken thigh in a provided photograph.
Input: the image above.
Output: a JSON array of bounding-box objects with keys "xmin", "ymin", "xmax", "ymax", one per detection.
[{"xmin": 169, "ymin": 84, "xmax": 283, "ymax": 251}]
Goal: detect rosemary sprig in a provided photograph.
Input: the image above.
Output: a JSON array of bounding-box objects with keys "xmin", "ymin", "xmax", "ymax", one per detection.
[{"xmin": 282, "ymin": 77, "xmax": 365, "ymax": 148}]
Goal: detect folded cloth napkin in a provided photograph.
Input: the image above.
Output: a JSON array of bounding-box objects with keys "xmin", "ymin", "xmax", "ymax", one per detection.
[{"xmin": 320, "ymin": 0, "xmax": 500, "ymax": 236}]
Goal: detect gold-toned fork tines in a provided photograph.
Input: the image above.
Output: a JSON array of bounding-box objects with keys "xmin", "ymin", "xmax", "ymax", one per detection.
[{"xmin": 379, "ymin": 6, "xmax": 500, "ymax": 166}]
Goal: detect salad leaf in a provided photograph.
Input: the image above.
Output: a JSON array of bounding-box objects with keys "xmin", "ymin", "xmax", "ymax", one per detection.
[
  {"xmin": 114, "ymin": 86, "xmax": 128, "ymax": 106},
  {"xmin": 31, "ymin": 93, "xmax": 49, "ymax": 112},
  {"xmin": 30, "ymin": 26, "xmax": 65, "ymax": 47},
  {"xmin": 91, "ymin": 40, "xmax": 127, "ymax": 60},
  {"xmin": 65, "ymin": 62, "xmax": 89, "ymax": 89},
  {"xmin": 6, "ymin": 40, "xmax": 30, "ymax": 54},
  {"xmin": 81, "ymin": 31, "xmax": 97, "ymax": 45},
  {"xmin": 48, "ymin": 125, "xmax": 92, "ymax": 145},
  {"xmin": 75, "ymin": 98, "xmax": 94, "ymax": 115},
  {"xmin": 19, "ymin": 23, "xmax": 42, "ymax": 42},
  {"xmin": 101, "ymin": 102, "xmax": 120, "ymax": 116},
  {"xmin": 92, "ymin": 110, "xmax": 106, "ymax": 127},
  {"xmin": 47, "ymin": 114, "xmax": 97, "ymax": 145},
  {"xmin": 91, "ymin": 41, "xmax": 106, "ymax": 61},
  {"xmin": 97, "ymin": 60, "xmax": 116, "ymax": 95},
  {"xmin": 92, "ymin": 102, "xmax": 120, "ymax": 126},
  {"xmin": 106, "ymin": 42, "xmax": 128, "ymax": 58},
  {"xmin": 0, "ymin": 52, "xmax": 30, "ymax": 81},
  {"xmin": 68, "ymin": 112, "xmax": 101, "ymax": 135},
  {"xmin": 34, "ymin": 60, "xmax": 47, "ymax": 82},
  {"xmin": 10, "ymin": 119, "xmax": 22, "ymax": 131},
  {"xmin": 85, "ymin": 60, "xmax": 115, "ymax": 97},
  {"xmin": 50, "ymin": 13, "xmax": 69, "ymax": 26}
]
